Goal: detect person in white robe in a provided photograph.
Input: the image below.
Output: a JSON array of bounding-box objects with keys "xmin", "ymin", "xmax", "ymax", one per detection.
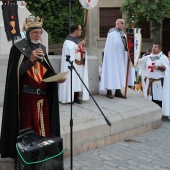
[
  {"xmin": 140, "ymin": 48, "xmax": 152, "ymax": 98},
  {"xmin": 162, "ymin": 58, "xmax": 170, "ymax": 119},
  {"xmin": 138, "ymin": 43, "xmax": 170, "ymax": 118},
  {"xmin": 59, "ymin": 24, "xmax": 89, "ymax": 104},
  {"xmin": 100, "ymin": 19, "xmax": 135, "ymax": 99}
]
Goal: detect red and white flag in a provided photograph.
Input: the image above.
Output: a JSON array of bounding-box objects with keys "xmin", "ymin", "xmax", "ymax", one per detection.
[
  {"xmin": 79, "ymin": 0, "xmax": 98, "ymax": 10},
  {"xmin": 134, "ymin": 28, "xmax": 142, "ymax": 67}
]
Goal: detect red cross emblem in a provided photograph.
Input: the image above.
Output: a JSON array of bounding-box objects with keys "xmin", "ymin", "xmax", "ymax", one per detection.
[
  {"xmin": 88, "ymin": 0, "xmax": 91, "ymax": 2},
  {"xmin": 77, "ymin": 46, "xmax": 82, "ymax": 53},
  {"xmin": 148, "ymin": 63, "xmax": 155, "ymax": 72},
  {"xmin": 128, "ymin": 39, "xmax": 134, "ymax": 51}
]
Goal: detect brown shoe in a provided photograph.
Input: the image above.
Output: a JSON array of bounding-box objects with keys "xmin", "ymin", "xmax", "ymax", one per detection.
[
  {"xmin": 74, "ymin": 97, "xmax": 82, "ymax": 104},
  {"xmin": 115, "ymin": 89, "xmax": 127, "ymax": 99},
  {"xmin": 74, "ymin": 92, "xmax": 82, "ymax": 104},
  {"xmin": 107, "ymin": 90, "xmax": 114, "ymax": 99}
]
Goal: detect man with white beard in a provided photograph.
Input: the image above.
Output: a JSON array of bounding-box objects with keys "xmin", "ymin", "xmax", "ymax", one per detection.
[{"xmin": 0, "ymin": 16, "xmax": 66, "ymax": 164}]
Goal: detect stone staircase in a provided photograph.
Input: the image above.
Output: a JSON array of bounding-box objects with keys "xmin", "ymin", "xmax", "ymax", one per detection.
[{"xmin": 0, "ymin": 89, "xmax": 162, "ymax": 169}]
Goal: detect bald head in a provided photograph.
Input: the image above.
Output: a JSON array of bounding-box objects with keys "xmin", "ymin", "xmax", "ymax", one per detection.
[{"xmin": 115, "ymin": 19, "xmax": 125, "ymax": 30}]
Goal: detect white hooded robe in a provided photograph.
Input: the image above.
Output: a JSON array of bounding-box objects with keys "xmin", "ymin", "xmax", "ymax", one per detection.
[
  {"xmin": 59, "ymin": 39, "xmax": 89, "ymax": 103},
  {"xmin": 100, "ymin": 29, "xmax": 135, "ymax": 91}
]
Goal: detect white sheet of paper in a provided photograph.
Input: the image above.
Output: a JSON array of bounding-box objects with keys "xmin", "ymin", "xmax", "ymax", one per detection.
[{"xmin": 42, "ymin": 70, "xmax": 69, "ymax": 82}]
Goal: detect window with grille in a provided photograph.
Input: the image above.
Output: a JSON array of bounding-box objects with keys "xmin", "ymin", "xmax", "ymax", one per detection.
[
  {"xmin": 99, "ymin": 8, "xmax": 150, "ymax": 39},
  {"xmin": 138, "ymin": 21, "xmax": 150, "ymax": 39},
  {"xmin": 99, "ymin": 7, "xmax": 122, "ymax": 38}
]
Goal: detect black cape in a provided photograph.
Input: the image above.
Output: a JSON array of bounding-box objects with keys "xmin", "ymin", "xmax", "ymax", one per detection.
[{"xmin": 0, "ymin": 39, "xmax": 61, "ymax": 158}]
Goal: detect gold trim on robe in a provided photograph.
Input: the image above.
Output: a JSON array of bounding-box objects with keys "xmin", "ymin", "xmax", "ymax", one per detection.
[{"xmin": 37, "ymin": 99, "xmax": 45, "ymax": 137}]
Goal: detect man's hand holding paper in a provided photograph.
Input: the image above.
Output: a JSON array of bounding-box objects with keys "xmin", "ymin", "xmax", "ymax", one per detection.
[{"xmin": 42, "ymin": 70, "xmax": 69, "ymax": 83}]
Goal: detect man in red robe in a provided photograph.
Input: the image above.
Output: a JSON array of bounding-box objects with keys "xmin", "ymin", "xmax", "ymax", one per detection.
[{"xmin": 0, "ymin": 16, "xmax": 66, "ymax": 160}]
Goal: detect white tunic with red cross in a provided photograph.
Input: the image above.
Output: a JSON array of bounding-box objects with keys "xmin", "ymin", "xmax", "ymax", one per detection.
[
  {"xmin": 138, "ymin": 52, "xmax": 166, "ymax": 100},
  {"xmin": 58, "ymin": 40, "xmax": 89, "ymax": 103}
]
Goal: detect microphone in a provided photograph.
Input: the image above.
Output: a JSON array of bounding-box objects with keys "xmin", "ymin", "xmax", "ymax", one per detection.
[
  {"xmin": 37, "ymin": 43, "xmax": 41, "ymax": 48},
  {"xmin": 37, "ymin": 43, "xmax": 44, "ymax": 62},
  {"xmin": 66, "ymin": 55, "xmax": 71, "ymax": 62}
]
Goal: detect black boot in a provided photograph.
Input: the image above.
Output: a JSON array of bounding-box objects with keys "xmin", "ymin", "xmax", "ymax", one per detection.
[
  {"xmin": 106, "ymin": 90, "xmax": 114, "ymax": 99},
  {"xmin": 74, "ymin": 92, "xmax": 82, "ymax": 104},
  {"xmin": 115, "ymin": 89, "xmax": 127, "ymax": 99}
]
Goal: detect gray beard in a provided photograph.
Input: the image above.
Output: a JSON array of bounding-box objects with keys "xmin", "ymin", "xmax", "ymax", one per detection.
[{"xmin": 31, "ymin": 39, "xmax": 41, "ymax": 44}]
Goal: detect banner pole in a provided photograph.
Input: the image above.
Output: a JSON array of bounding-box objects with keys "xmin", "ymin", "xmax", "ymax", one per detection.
[
  {"xmin": 124, "ymin": 14, "xmax": 135, "ymax": 97},
  {"xmin": 68, "ymin": 0, "xmax": 71, "ymax": 34},
  {"xmin": 83, "ymin": 9, "xmax": 88, "ymax": 39}
]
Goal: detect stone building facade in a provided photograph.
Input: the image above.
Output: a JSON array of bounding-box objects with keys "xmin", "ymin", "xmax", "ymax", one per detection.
[{"xmin": 85, "ymin": 0, "xmax": 169, "ymax": 66}]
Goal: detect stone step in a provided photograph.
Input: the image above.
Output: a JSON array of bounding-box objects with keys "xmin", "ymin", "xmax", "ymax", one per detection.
[{"xmin": 0, "ymin": 89, "xmax": 162, "ymax": 169}]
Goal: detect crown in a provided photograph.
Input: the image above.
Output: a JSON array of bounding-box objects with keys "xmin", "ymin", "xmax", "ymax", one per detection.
[{"xmin": 25, "ymin": 16, "xmax": 43, "ymax": 30}]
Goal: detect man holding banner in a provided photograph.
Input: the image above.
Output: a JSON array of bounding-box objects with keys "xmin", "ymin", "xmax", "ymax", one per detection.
[
  {"xmin": 59, "ymin": 24, "xmax": 89, "ymax": 104},
  {"xmin": 100, "ymin": 19, "xmax": 135, "ymax": 99}
]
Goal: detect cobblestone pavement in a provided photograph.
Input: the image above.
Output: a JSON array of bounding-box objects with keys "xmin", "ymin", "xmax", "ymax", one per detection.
[{"xmin": 64, "ymin": 119, "xmax": 170, "ymax": 170}]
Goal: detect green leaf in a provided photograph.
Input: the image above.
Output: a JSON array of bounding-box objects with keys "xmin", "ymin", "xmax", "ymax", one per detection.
[
  {"xmin": 121, "ymin": 0, "xmax": 170, "ymax": 33},
  {"xmin": 26, "ymin": 0, "xmax": 84, "ymax": 44}
]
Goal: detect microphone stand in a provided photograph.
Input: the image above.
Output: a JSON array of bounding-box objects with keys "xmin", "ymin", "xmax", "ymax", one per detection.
[
  {"xmin": 68, "ymin": 63, "xmax": 73, "ymax": 170},
  {"xmin": 66, "ymin": 55, "xmax": 111, "ymax": 170}
]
